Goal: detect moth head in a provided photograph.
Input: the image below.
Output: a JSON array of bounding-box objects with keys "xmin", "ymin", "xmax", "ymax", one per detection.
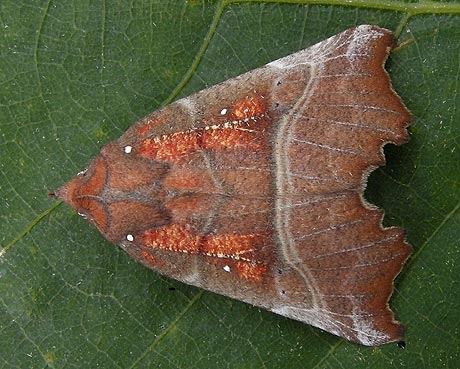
[
  {"xmin": 50, "ymin": 142, "xmax": 171, "ymax": 244},
  {"xmin": 50, "ymin": 152, "xmax": 111, "ymax": 231}
]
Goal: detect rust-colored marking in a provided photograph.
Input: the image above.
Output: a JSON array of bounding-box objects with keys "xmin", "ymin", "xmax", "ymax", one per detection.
[
  {"xmin": 140, "ymin": 223, "xmax": 201, "ymax": 253},
  {"xmin": 136, "ymin": 94, "xmax": 268, "ymax": 163},
  {"xmin": 139, "ymin": 223, "xmax": 266, "ymax": 281},
  {"xmin": 139, "ymin": 223, "xmax": 256, "ymax": 258},
  {"xmin": 230, "ymin": 94, "xmax": 267, "ymax": 120},
  {"xmin": 234, "ymin": 260, "xmax": 267, "ymax": 283},
  {"xmin": 136, "ymin": 122, "xmax": 263, "ymax": 163}
]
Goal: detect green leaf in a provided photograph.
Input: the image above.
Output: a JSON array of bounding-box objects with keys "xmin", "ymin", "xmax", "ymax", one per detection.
[{"xmin": 1, "ymin": 1, "xmax": 459, "ymax": 368}]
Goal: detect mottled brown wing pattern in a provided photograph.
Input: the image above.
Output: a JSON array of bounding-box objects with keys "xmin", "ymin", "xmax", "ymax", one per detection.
[{"xmin": 53, "ymin": 25, "xmax": 411, "ymax": 346}]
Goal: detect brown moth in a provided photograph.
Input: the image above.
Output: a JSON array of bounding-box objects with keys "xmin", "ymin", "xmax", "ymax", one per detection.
[{"xmin": 51, "ymin": 25, "xmax": 412, "ymax": 346}]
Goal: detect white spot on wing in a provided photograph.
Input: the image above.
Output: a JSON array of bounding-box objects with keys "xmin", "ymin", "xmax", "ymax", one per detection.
[
  {"xmin": 126, "ymin": 234, "xmax": 134, "ymax": 242},
  {"xmin": 223, "ymin": 265, "xmax": 231, "ymax": 272},
  {"xmin": 124, "ymin": 145, "xmax": 132, "ymax": 154}
]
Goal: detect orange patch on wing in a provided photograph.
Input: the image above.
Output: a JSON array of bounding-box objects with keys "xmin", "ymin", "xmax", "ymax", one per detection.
[
  {"xmin": 230, "ymin": 94, "xmax": 267, "ymax": 120},
  {"xmin": 139, "ymin": 223, "xmax": 266, "ymax": 282},
  {"xmin": 136, "ymin": 124, "xmax": 262, "ymax": 163},
  {"xmin": 135, "ymin": 94, "xmax": 269, "ymax": 163},
  {"xmin": 140, "ymin": 223, "xmax": 200, "ymax": 253},
  {"xmin": 234, "ymin": 261, "xmax": 267, "ymax": 283},
  {"xmin": 201, "ymin": 233, "xmax": 256, "ymax": 260}
]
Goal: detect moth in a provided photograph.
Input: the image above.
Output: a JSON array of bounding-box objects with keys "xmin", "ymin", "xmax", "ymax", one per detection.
[{"xmin": 51, "ymin": 25, "xmax": 412, "ymax": 346}]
